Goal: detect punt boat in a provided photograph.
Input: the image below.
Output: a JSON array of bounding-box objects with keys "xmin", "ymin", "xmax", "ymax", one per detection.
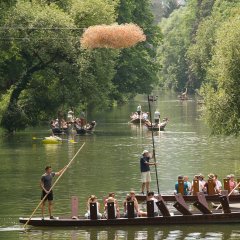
[{"xmin": 19, "ymin": 193, "xmax": 240, "ymax": 227}]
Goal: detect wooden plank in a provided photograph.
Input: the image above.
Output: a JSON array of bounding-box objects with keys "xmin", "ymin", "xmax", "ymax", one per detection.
[
  {"xmin": 192, "ymin": 179, "xmax": 199, "ymax": 196},
  {"xmin": 178, "ymin": 180, "xmax": 184, "ymax": 195},
  {"xmin": 147, "ymin": 200, "xmax": 155, "ymax": 218},
  {"xmin": 173, "ymin": 194, "xmax": 192, "ymax": 215},
  {"xmin": 223, "ymin": 178, "xmax": 230, "ymax": 193},
  {"xmin": 107, "ymin": 202, "xmax": 116, "ymax": 219},
  {"xmin": 89, "ymin": 202, "xmax": 97, "ymax": 220},
  {"xmin": 219, "ymin": 196, "xmax": 231, "ymax": 214},
  {"xmin": 207, "ymin": 179, "xmax": 215, "ymax": 195},
  {"xmin": 193, "ymin": 193, "xmax": 212, "ymax": 214},
  {"xmin": 127, "ymin": 201, "xmax": 135, "ymax": 219},
  {"xmin": 71, "ymin": 196, "xmax": 78, "ymax": 218},
  {"xmin": 156, "ymin": 195, "xmax": 171, "ymax": 217}
]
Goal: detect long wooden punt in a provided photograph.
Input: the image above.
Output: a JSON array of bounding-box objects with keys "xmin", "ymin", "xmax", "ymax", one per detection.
[
  {"xmin": 135, "ymin": 194, "xmax": 240, "ymax": 203},
  {"xmin": 18, "ymin": 212, "xmax": 240, "ymax": 227},
  {"xmin": 19, "ymin": 194, "xmax": 240, "ymax": 227}
]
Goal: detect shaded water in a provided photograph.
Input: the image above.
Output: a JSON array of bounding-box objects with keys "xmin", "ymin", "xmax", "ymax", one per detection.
[{"xmin": 0, "ymin": 91, "xmax": 240, "ymax": 239}]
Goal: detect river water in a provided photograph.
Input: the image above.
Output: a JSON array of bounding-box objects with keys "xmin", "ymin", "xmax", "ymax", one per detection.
[{"xmin": 0, "ymin": 91, "xmax": 240, "ymax": 239}]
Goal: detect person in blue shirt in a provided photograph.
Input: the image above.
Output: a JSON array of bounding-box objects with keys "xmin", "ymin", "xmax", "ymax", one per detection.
[
  {"xmin": 175, "ymin": 175, "xmax": 189, "ymax": 195},
  {"xmin": 140, "ymin": 150, "xmax": 156, "ymax": 195}
]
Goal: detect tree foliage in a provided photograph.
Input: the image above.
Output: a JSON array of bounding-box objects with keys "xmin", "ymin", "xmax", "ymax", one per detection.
[
  {"xmin": 113, "ymin": 0, "xmax": 162, "ymax": 102},
  {"xmin": 157, "ymin": 0, "xmax": 240, "ymax": 135},
  {"xmin": 0, "ymin": 0, "xmax": 160, "ymax": 132},
  {"xmin": 201, "ymin": 14, "xmax": 240, "ymax": 135}
]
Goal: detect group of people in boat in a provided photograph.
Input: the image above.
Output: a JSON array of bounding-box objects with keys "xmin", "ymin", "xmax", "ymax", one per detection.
[
  {"xmin": 84, "ymin": 190, "xmax": 160, "ymax": 219},
  {"xmin": 175, "ymin": 173, "xmax": 239, "ymax": 195},
  {"xmin": 131, "ymin": 104, "xmax": 167, "ymax": 127},
  {"xmin": 50, "ymin": 109, "xmax": 96, "ymax": 133}
]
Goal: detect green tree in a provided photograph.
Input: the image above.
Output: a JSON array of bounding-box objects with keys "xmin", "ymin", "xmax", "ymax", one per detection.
[
  {"xmin": 201, "ymin": 15, "xmax": 240, "ymax": 135},
  {"xmin": 158, "ymin": 5, "xmax": 196, "ymax": 91},
  {"xmin": 0, "ymin": 2, "xmax": 78, "ymax": 132},
  {"xmin": 114, "ymin": 0, "xmax": 161, "ymax": 102},
  {"xmin": 70, "ymin": 0, "xmax": 119, "ymax": 109}
]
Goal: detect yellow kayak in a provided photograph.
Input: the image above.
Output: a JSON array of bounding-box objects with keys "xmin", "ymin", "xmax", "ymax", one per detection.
[{"xmin": 42, "ymin": 136, "xmax": 62, "ymax": 144}]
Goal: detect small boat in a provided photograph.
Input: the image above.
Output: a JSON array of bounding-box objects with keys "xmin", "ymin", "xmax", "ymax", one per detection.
[
  {"xmin": 42, "ymin": 136, "xmax": 62, "ymax": 144},
  {"xmin": 145, "ymin": 118, "xmax": 168, "ymax": 131},
  {"xmin": 75, "ymin": 121, "xmax": 96, "ymax": 135},
  {"xmin": 129, "ymin": 112, "xmax": 149, "ymax": 124},
  {"xmin": 178, "ymin": 88, "xmax": 188, "ymax": 100}
]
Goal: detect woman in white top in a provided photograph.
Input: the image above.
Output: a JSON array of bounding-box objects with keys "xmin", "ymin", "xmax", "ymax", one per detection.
[{"xmin": 85, "ymin": 195, "xmax": 102, "ymax": 219}]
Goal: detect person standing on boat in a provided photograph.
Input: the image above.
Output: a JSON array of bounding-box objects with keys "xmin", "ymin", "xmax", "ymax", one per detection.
[
  {"xmin": 40, "ymin": 165, "xmax": 65, "ymax": 220},
  {"xmin": 67, "ymin": 109, "xmax": 74, "ymax": 123},
  {"xmin": 140, "ymin": 150, "xmax": 156, "ymax": 195},
  {"xmin": 137, "ymin": 104, "xmax": 142, "ymax": 116},
  {"xmin": 154, "ymin": 110, "xmax": 160, "ymax": 124}
]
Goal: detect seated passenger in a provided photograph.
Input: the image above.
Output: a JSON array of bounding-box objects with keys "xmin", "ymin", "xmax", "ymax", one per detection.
[
  {"xmin": 190, "ymin": 175, "xmax": 199, "ymax": 194},
  {"xmin": 124, "ymin": 190, "xmax": 146, "ymax": 217},
  {"xmin": 142, "ymin": 112, "xmax": 148, "ymax": 120},
  {"xmin": 229, "ymin": 174, "xmax": 238, "ymax": 194},
  {"xmin": 54, "ymin": 119, "xmax": 59, "ymax": 128},
  {"xmin": 50, "ymin": 120, "xmax": 55, "ymax": 129},
  {"xmin": 123, "ymin": 195, "xmax": 139, "ymax": 218},
  {"xmin": 104, "ymin": 197, "xmax": 119, "ymax": 219},
  {"xmin": 86, "ymin": 121, "xmax": 96, "ymax": 130},
  {"xmin": 184, "ymin": 176, "xmax": 192, "ymax": 195},
  {"xmin": 175, "ymin": 175, "xmax": 189, "ymax": 195},
  {"xmin": 204, "ymin": 173, "xmax": 220, "ymax": 194},
  {"xmin": 215, "ymin": 174, "xmax": 222, "ymax": 192},
  {"xmin": 84, "ymin": 195, "xmax": 102, "ymax": 219},
  {"xmin": 147, "ymin": 192, "xmax": 159, "ymax": 216},
  {"xmin": 104, "ymin": 192, "xmax": 120, "ymax": 218},
  {"xmin": 198, "ymin": 173, "xmax": 206, "ymax": 193}
]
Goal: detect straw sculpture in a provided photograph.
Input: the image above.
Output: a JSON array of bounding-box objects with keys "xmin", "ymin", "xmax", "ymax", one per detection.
[{"xmin": 80, "ymin": 23, "xmax": 146, "ymax": 49}]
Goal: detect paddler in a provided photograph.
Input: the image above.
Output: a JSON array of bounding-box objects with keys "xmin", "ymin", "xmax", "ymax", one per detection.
[
  {"xmin": 140, "ymin": 150, "xmax": 156, "ymax": 195},
  {"xmin": 40, "ymin": 165, "xmax": 65, "ymax": 220}
]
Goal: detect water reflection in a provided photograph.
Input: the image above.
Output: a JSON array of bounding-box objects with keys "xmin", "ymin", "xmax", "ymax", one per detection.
[{"xmin": 15, "ymin": 225, "xmax": 240, "ymax": 240}]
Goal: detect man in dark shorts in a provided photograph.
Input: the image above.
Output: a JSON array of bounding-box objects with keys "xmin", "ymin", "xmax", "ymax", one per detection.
[
  {"xmin": 40, "ymin": 165, "xmax": 65, "ymax": 219},
  {"xmin": 140, "ymin": 150, "xmax": 156, "ymax": 195}
]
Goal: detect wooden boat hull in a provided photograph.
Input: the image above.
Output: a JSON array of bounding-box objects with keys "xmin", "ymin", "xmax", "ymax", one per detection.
[
  {"xmin": 135, "ymin": 194, "xmax": 240, "ymax": 203},
  {"xmin": 130, "ymin": 118, "xmax": 146, "ymax": 124},
  {"xmin": 146, "ymin": 125, "xmax": 166, "ymax": 131},
  {"xmin": 19, "ymin": 212, "xmax": 240, "ymax": 227},
  {"xmin": 76, "ymin": 129, "xmax": 93, "ymax": 135},
  {"xmin": 52, "ymin": 128, "xmax": 68, "ymax": 135}
]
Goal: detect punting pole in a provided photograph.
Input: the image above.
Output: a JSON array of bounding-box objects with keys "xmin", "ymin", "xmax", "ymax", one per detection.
[
  {"xmin": 148, "ymin": 95, "xmax": 160, "ymax": 195},
  {"xmin": 23, "ymin": 142, "xmax": 86, "ymax": 229},
  {"xmin": 216, "ymin": 182, "xmax": 240, "ymax": 210}
]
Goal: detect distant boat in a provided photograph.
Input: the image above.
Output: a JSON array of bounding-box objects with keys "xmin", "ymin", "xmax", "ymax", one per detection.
[
  {"xmin": 129, "ymin": 112, "xmax": 148, "ymax": 124},
  {"xmin": 178, "ymin": 88, "xmax": 188, "ymax": 100},
  {"xmin": 75, "ymin": 121, "xmax": 96, "ymax": 135},
  {"xmin": 145, "ymin": 118, "xmax": 169, "ymax": 131}
]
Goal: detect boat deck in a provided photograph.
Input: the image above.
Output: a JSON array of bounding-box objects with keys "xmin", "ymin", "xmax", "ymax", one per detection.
[{"xmin": 19, "ymin": 210, "xmax": 240, "ymax": 227}]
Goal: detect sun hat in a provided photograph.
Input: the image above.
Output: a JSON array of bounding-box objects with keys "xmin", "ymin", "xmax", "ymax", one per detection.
[
  {"xmin": 208, "ymin": 173, "xmax": 215, "ymax": 179},
  {"xmin": 142, "ymin": 150, "xmax": 149, "ymax": 155}
]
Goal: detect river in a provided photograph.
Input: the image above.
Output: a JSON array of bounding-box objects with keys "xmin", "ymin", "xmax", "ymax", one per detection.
[{"xmin": 0, "ymin": 91, "xmax": 240, "ymax": 239}]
